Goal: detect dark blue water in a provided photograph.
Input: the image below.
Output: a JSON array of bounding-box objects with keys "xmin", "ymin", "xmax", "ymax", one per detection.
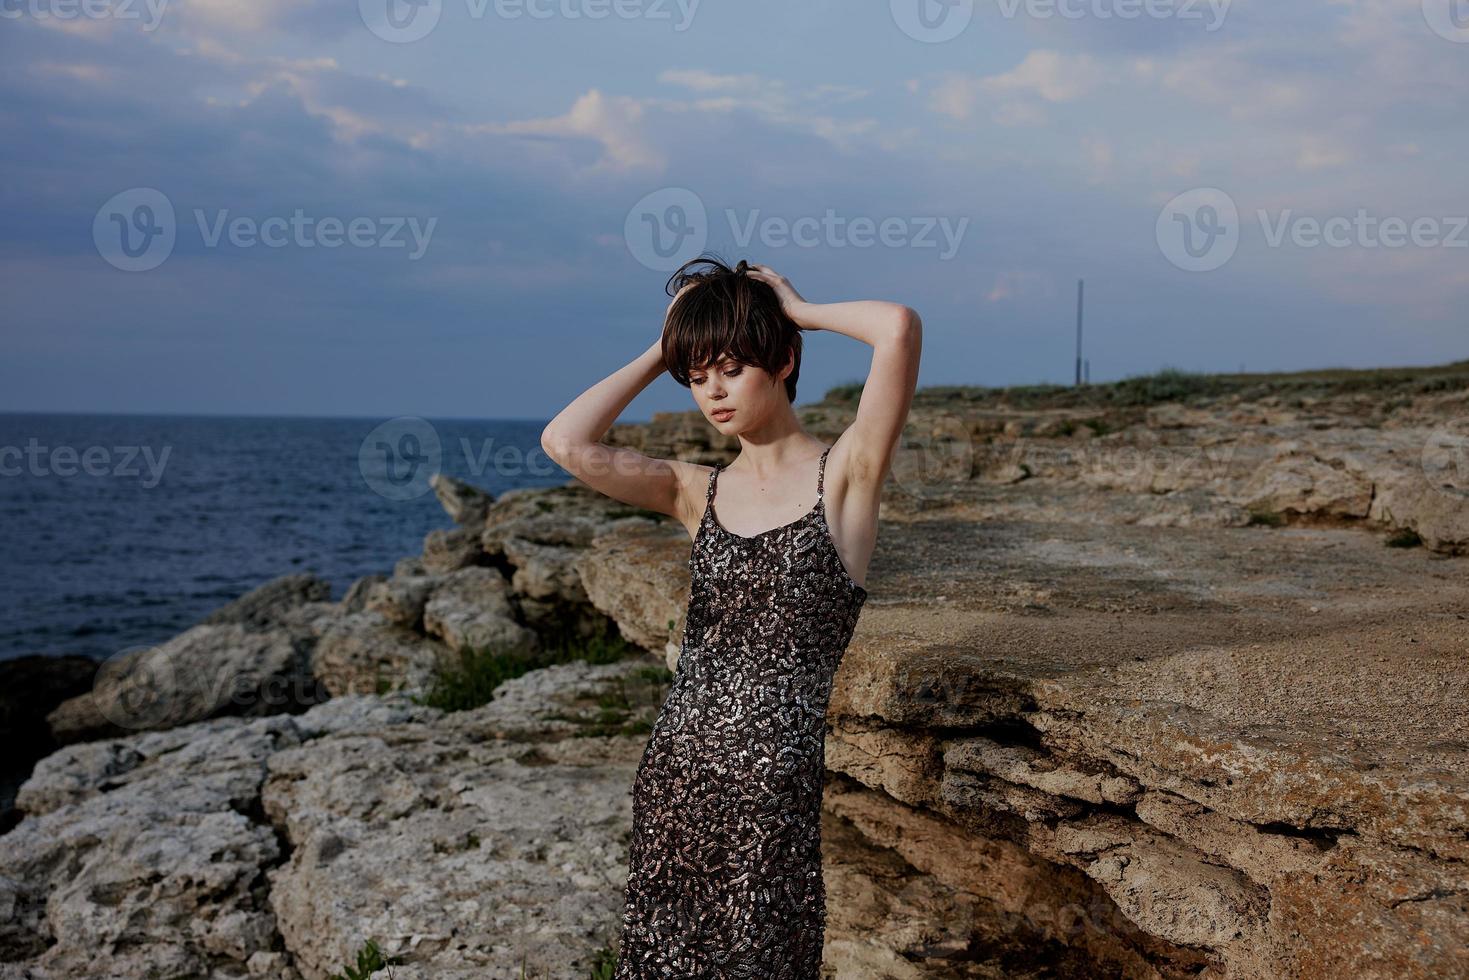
[{"xmin": 0, "ymin": 414, "xmax": 567, "ymax": 663}]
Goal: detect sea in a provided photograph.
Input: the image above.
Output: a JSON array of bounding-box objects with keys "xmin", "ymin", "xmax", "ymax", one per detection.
[{"xmin": 0, "ymin": 413, "xmax": 568, "ymax": 663}]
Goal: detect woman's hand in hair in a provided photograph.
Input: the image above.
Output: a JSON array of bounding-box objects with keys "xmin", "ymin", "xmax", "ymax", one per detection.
[
  {"xmin": 745, "ymin": 263, "xmax": 814, "ymax": 330},
  {"xmin": 664, "ymin": 282, "xmax": 697, "ymax": 326}
]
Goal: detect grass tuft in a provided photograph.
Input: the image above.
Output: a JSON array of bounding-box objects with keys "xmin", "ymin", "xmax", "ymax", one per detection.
[
  {"xmin": 330, "ymin": 939, "xmax": 401, "ymax": 980},
  {"xmin": 413, "ymin": 619, "xmax": 642, "ymax": 713}
]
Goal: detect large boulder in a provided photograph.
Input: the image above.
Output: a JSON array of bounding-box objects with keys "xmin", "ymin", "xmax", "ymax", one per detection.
[
  {"xmin": 310, "ymin": 610, "xmax": 446, "ymax": 697},
  {"xmin": 46, "ymin": 622, "xmax": 323, "ymax": 745},
  {"xmin": 422, "ymin": 566, "xmax": 539, "ymax": 658},
  {"xmin": 0, "ymin": 660, "xmax": 661, "ymax": 980}
]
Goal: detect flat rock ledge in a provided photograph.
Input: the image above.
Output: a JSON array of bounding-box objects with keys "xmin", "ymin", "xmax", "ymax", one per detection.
[
  {"xmin": 0, "ymin": 662, "xmax": 656, "ymax": 979},
  {"xmin": 4, "ymin": 369, "xmax": 1468, "ymax": 978}
]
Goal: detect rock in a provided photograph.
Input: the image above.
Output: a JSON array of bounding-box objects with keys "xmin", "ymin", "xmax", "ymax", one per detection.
[
  {"xmin": 0, "ymin": 715, "xmax": 299, "ymax": 976},
  {"xmin": 46, "ymin": 623, "xmax": 325, "ymax": 745},
  {"xmin": 430, "ymin": 472, "xmax": 492, "ymax": 526},
  {"xmin": 945, "ymin": 736, "xmax": 1142, "ymax": 806},
  {"xmin": 420, "ymin": 526, "xmax": 486, "ymax": 574},
  {"xmin": 573, "ymin": 523, "xmax": 691, "ymax": 657},
  {"xmin": 0, "ymin": 654, "xmax": 98, "ymax": 832},
  {"xmin": 1236, "ymin": 449, "xmax": 1374, "ymax": 517},
  {"xmin": 421, "ymin": 566, "xmax": 539, "ymax": 658},
  {"xmin": 338, "ymin": 574, "xmax": 386, "ymax": 614},
  {"xmin": 197, "ymin": 573, "xmax": 334, "ymax": 631},
  {"xmin": 310, "ymin": 610, "xmax": 446, "ymax": 697},
  {"xmin": 0, "ymin": 657, "xmax": 667, "ymax": 979},
  {"xmin": 503, "ymin": 537, "xmax": 589, "ymax": 603},
  {"xmin": 364, "ymin": 574, "xmax": 439, "ymax": 629}
]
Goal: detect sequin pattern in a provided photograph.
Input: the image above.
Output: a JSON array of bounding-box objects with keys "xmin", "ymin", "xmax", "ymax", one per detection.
[{"xmin": 614, "ymin": 445, "xmax": 868, "ymax": 979}]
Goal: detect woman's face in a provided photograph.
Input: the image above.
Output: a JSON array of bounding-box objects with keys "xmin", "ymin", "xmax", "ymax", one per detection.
[{"xmin": 689, "ymin": 354, "xmax": 787, "ymax": 431}]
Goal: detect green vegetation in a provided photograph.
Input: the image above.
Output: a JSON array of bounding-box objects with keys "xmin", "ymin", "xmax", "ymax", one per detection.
[
  {"xmin": 1108, "ymin": 367, "xmax": 1217, "ymax": 406},
  {"xmin": 414, "ymin": 618, "xmax": 642, "ymax": 713},
  {"xmin": 896, "ymin": 359, "xmax": 1469, "ymax": 413},
  {"xmin": 1247, "ymin": 507, "xmax": 1287, "ymax": 527},
  {"xmin": 1386, "ymin": 527, "xmax": 1423, "ymax": 548},
  {"xmin": 587, "ymin": 945, "xmax": 618, "ymax": 978},
  {"xmin": 329, "ymin": 939, "xmax": 401, "ymax": 980},
  {"xmin": 541, "ymin": 664, "xmax": 671, "ymax": 738},
  {"xmin": 824, "ymin": 379, "xmax": 865, "ymax": 402}
]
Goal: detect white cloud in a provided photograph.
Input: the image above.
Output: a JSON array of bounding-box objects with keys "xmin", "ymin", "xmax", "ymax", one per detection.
[
  {"xmin": 927, "ymin": 51, "xmax": 1101, "ymax": 125},
  {"xmin": 474, "ymin": 89, "xmax": 663, "ymax": 174}
]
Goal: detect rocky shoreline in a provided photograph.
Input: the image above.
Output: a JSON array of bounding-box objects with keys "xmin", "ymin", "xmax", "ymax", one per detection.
[{"xmin": 2, "ymin": 362, "xmax": 1466, "ymax": 978}]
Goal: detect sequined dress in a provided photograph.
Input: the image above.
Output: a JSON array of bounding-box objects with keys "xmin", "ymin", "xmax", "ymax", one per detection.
[{"xmin": 614, "ymin": 445, "xmax": 869, "ymax": 978}]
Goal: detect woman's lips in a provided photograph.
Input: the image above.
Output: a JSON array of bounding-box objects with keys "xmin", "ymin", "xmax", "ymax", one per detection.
[{"xmin": 712, "ymin": 408, "xmax": 735, "ymax": 422}]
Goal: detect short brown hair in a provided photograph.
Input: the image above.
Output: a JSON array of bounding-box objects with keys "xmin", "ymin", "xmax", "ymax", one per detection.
[{"xmin": 661, "ymin": 253, "xmax": 802, "ymax": 403}]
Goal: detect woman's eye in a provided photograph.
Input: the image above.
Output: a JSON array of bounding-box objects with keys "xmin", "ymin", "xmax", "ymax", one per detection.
[{"xmin": 725, "ymin": 367, "xmax": 742, "ymax": 377}]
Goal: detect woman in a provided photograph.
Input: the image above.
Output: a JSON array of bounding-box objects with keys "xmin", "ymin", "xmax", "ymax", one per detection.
[{"xmin": 540, "ymin": 255, "xmax": 921, "ymax": 977}]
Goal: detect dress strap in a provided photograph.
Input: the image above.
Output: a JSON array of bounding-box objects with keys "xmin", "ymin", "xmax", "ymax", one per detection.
[
  {"xmin": 816, "ymin": 445, "xmax": 831, "ymax": 500},
  {"xmin": 705, "ymin": 463, "xmax": 720, "ymax": 503}
]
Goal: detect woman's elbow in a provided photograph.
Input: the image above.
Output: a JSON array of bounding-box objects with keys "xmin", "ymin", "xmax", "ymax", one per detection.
[
  {"xmin": 895, "ymin": 306, "xmax": 923, "ymax": 342},
  {"xmin": 540, "ymin": 425, "xmax": 571, "ymax": 463}
]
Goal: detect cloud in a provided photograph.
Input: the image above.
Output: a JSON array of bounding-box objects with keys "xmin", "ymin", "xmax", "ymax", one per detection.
[
  {"xmin": 470, "ymin": 88, "xmax": 663, "ymax": 174},
  {"xmin": 927, "ymin": 51, "xmax": 1102, "ymax": 125}
]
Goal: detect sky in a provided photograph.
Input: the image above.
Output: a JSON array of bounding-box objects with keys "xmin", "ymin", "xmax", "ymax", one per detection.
[{"xmin": 2, "ymin": 0, "xmax": 1466, "ymax": 421}]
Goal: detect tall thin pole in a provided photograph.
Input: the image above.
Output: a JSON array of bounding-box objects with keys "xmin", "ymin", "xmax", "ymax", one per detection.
[{"xmin": 1074, "ymin": 279, "xmax": 1084, "ymax": 386}]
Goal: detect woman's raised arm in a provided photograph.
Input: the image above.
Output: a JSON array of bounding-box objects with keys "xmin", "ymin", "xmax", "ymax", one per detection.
[
  {"xmin": 745, "ymin": 264, "xmax": 922, "ymax": 491},
  {"xmin": 539, "ymin": 331, "xmax": 701, "ymax": 528}
]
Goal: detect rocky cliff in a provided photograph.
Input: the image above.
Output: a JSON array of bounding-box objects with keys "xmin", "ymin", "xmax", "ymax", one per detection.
[{"xmin": 1, "ymin": 361, "xmax": 1466, "ymax": 978}]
